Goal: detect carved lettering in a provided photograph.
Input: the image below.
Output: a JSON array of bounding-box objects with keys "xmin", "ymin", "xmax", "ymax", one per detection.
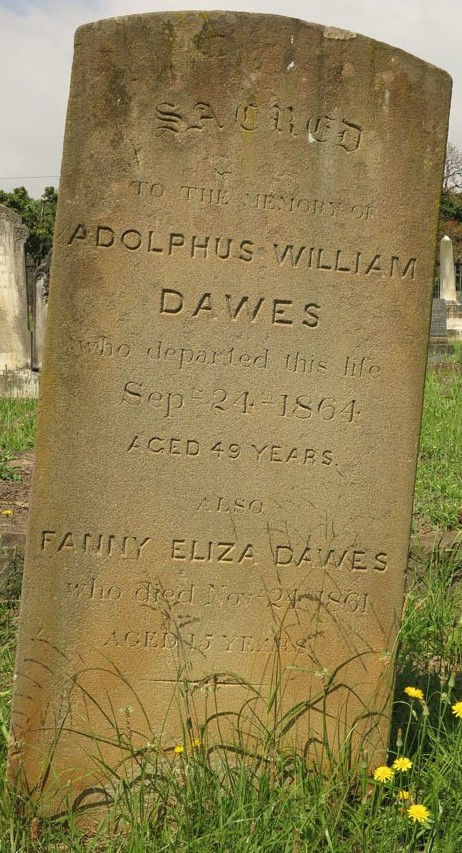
[
  {"xmin": 171, "ymin": 539, "xmax": 256, "ymax": 565},
  {"xmin": 40, "ymin": 530, "xmax": 152, "ymax": 559},
  {"xmin": 274, "ymin": 544, "xmax": 388, "ymax": 572}
]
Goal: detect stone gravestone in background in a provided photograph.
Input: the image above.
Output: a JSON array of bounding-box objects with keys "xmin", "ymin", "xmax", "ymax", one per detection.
[
  {"xmin": 9, "ymin": 13, "xmax": 450, "ymax": 815},
  {"xmin": 439, "ymin": 235, "xmax": 457, "ymax": 302},
  {"xmin": 439, "ymin": 235, "xmax": 462, "ymax": 339},
  {"xmin": 430, "ymin": 298, "xmax": 448, "ymax": 341},
  {"xmin": 0, "ymin": 205, "xmax": 40, "ymax": 397},
  {"xmin": 0, "ymin": 205, "xmax": 29, "ymax": 372},
  {"xmin": 31, "ymin": 269, "xmax": 48, "ymax": 371}
]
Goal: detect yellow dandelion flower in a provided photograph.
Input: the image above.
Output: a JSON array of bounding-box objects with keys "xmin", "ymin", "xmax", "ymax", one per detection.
[
  {"xmin": 192, "ymin": 738, "xmax": 201, "ymax": 748},
  {"xmin": 1, "ymin": 509, "xmax": 13, "ymax": 516},
  {"xmin": 451, "ymin": 700, "xmax": 462, "ymax": 719},
  {"xmin": 404, "ymin": 686, "xmax": 424, "ymax": 700},
  {"xmin": 396, "ymin": 790, "xmax": 411, "ymax": 801},
  {"xmin": 174, "ymin": 744, "xmax": 184, "ymax": 754},
  {"xmin": 373, "ymin": 765, "xmax": 394, "ymax": 783},
  {"xmin": 392, "ymin": 756, "xmax": 413, "ymax": 772},
  {"xmin": 407, "ymin": 803, "xmax": 430, "ymax": 824}
]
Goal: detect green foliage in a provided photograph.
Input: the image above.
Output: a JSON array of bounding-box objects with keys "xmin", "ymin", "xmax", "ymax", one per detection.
[
  {"xmin": 0, "ymin": 186, "xmax": 57, "ymax": 267},
  {"xmin": 0, "ymin": 450, "xmax": 20, "ymax": 482},
  {"xmin": 440, "ymin": 191, "xmax": 462, "ymax": 224},
  {"xmin": 414, "ymin": 365, "xmax": 462, "ymax": 530},
  {"xmin": 0, "ymin": 400, "xmax": 36, "ymax": 482},
  {"xmin": 399, "ymin": 541, "xmax": 462, "ymax": 675},
  {"xmin": 0, "ymin": 400, "xmax": 36, "ymax": 458}
]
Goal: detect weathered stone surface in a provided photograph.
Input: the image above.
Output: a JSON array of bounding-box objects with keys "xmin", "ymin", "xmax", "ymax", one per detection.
[
  {"xmin": 0, "ymin": 205, "xmax": 30, "ymax": 371},
  {"xmin": 9, "ymin": 12, "xmax": 450, "ymax": 814}
]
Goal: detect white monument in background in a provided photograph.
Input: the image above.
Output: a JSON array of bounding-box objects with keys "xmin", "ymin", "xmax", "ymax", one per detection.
[
  {"xmin": 439, "ymin": 235, "xmax": 458, "ymax": 301},
  {"xmin": 440, "ymin": 234, "xmax": 462, "ymax": 339}
]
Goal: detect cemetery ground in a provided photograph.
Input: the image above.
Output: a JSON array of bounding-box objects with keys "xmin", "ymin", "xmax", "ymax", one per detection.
[{"xmin": 0, "ymin": 351, "xmax": 461, "ymax": 851}]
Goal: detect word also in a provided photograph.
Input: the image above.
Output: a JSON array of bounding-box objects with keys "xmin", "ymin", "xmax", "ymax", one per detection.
[{"xmin": 196, "ymin": 495, "xmax": 263, "ymax": 514}]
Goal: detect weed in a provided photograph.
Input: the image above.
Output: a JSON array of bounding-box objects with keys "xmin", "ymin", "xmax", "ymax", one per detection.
[{"xmin": 0, "ymin": 450, "xmax": 20, "ymax": 482}]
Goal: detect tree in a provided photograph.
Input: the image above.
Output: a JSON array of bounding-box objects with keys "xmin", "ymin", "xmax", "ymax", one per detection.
[
  {"xmin": 443, "ymin": 142, "xmax": 462, "ymax": 193},
  {"xmin": 439, "ymin": 143, "xmax": 462, "ymax": 256},
  {"xmin": 0, "ymin": 185, "xmax": 57, "ymax": 268}
]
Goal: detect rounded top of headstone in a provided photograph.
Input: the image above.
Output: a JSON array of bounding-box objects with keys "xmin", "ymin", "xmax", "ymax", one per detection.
[
  {"xmin": 74, "ymin": 11, "xmax": 452, "ymax": 81},
  {"xmin": 442, "ymin": 235, "xmax": 452, "ymax": 242},
  {"xmin": 0, "ymin": 203, "xmax": 23, "ymax": 225},
  {"xmin": 0, "ymin": 204, "xmax": 29, "ymax": 240}
]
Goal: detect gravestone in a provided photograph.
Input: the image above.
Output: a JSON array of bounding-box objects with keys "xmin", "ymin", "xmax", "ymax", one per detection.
[
  {"xmin": 439, "ymin": 235, "xmax": 458, "ymax": 302},
  {"xmin": 429, "ymin": 298, "xmax": 455, "ymax": 356},
  {"xmin": 9, "ymin": 12, "xmax": 451, "ymax": 815},
  {"xmin": 430, "ymin": 298, "xmax": 448, "ymax": 341},
  {"xmin": 440, "ymin": 236, "xmax": 462, "ymax": 338},
  {"xmin": 0, "ymin": 205, "xmax": 40, "ymax": 397},
  {"xmin": 31, "ymin": 270, "xmax": 48, "ymax": 371},
  {"xmin": 0, "ymin": 205, "xmax": 29, "ymax": 371}
]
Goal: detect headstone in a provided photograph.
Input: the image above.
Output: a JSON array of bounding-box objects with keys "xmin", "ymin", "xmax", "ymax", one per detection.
[
  {"xmin": 439, "ymin": 235, "xmax": 458, "ymax": 302},
  {"xmin": 446, "ymin": 301, "xmax": 462, "ymax": 339},
  {"xmin": 430, "ymin": 298, "xmax": 448, "ymax": 341},
  {"xmin": 31, "ymin": 271, "xmax": 48, "ymax": 371},
  {"xmin": 427, "ymin": 299, "xmax": 454, "ymax": 356},
  {"xmin": 430, "ymin": 297, "xmax": 448, "ymax": 338},
  {"xmin": 9, "ymin": 13, "xmax": 451, "ymax": 815},
  {"xmin": 0, "ymin": 205, "xmax": 30, "ymax": 371},
  {"xmin": 0, "ymin": 205, "xmax": 40, "ymax": 397}
]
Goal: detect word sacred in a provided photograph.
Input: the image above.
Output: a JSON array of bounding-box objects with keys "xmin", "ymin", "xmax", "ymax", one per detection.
[{"xmin": 154, "ymin": 99, "xmax": 362, "ymax": 152}]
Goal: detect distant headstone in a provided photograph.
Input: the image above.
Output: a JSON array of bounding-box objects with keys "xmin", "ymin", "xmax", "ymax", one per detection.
[
  {"xmin": 9, "ymin": 12, "xmax": 451, "ymax": 815},
  {"xmin": 0, "ymin": 205, "xmax": 40, "ymax": 397},
  {"xmin": 446, "ymin": 301, "xmax": 462, "ymax": 339},
  {"xmin": 0, "ymin": 205, "xmax": 30, "ymax": 370},
  {"xmin": 430, "ymin": 298, "xmax": 448, "ymax": 341},
  {"xmin": 440, "ymin": 235, "xmax": 458, "ymax": 302},
  {"xmin": 428, "ymin": 295, "xmax": 454, "ymax": 354},
  {"xmin": 31, "ymin": 271, "xmax": 48, "ymax": 371}
]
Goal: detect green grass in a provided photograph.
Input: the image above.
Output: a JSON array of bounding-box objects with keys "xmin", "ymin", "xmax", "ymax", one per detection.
[
  {"xmin": 0, "ymin": 400, "xmax": 36, "ymax": 481},
  {"xmin": 414, "ymin": 367, "xmax": 462, "ymax": 529},
  {"xmin": 2, "ymin": 544, "xmax": 462, "ymax": 850}
]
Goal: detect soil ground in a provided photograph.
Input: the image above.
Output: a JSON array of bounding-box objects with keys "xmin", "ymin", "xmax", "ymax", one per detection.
[{"xmin": 0, "ymin": 452, "xmax": 33, "ymax": 538}]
